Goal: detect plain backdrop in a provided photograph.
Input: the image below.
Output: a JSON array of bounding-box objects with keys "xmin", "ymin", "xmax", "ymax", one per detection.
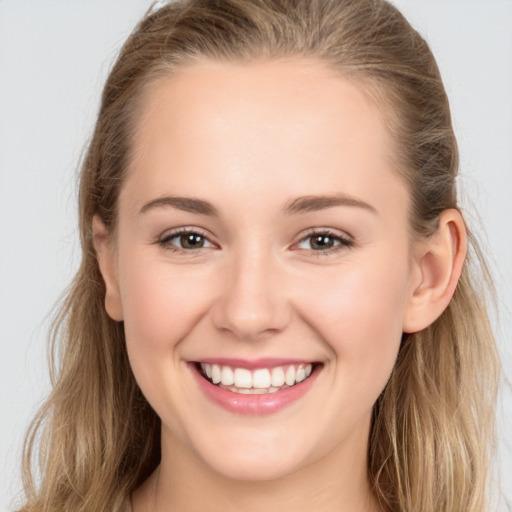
[{"xmin": 1, "ymin": 1, "xmax": 511, "ymax": 510}]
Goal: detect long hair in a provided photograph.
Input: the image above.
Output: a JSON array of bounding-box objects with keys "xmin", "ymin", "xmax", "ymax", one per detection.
[{"xmin": 19, "ymin": 1, "xmax": 500, "ymax": 511}]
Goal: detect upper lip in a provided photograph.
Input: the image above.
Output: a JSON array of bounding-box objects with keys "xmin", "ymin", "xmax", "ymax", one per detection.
[{"xmin": 193, "ymin": 357, "xmax": 317, "ymax": 370}]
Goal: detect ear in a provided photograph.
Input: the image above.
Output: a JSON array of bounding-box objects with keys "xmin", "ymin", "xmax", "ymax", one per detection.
[
  {"xmin": 92, "ymin": 215, "xmax": 124, "ymax": 321},
  {"xmin": 402, "ymin": 209, "xmax": 467, "ymax": 333}
]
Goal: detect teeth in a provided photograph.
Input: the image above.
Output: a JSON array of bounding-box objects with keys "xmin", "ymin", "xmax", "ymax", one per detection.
[
  {"xmin": 285, "ymin": 365, "xmax": 296, "ymax": 386},
  {"xmin": 221, "ymin": 366, "xmax": 234, "ymax": 386},
  {"xmin": 234, "ymin": 368, "xmax": 252, "ymax": 388},
  {"xmin": 271, "ymin": 367, "xmax": 285, "ymax": 387},
  {"xmin": 253, "ymin": 369, "xmax": 271, "ymax": 389},
  {"xmin": 211, "ymin": 364, "xmax": 221, "ymax": 384},
  {"xmin": 200, "ymin": 363, "xmax": 314, "ymax": 393}
]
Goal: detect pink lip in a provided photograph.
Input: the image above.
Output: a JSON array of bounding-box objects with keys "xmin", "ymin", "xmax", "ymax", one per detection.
[{"xmin": 190, "ymin": 361, "xmax": 320, "ymax": 415}]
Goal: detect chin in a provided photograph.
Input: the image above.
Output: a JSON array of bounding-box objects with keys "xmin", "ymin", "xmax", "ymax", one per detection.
[
  {"xmin": 202, "ymin": 449, "xmax": 308, "ymax": 482},
  {"xmin": 185, "ymin": 423, "xmax": 320, "ymax": 483}
]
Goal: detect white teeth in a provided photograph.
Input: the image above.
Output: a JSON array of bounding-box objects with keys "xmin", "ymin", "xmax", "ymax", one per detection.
[
  {"xmin": 253, "ymin": 369, "xmax": 271, "ymax": 389},
  {"xmin": 199, "ymin": 362, "xmax": 316, "ymax": 392},
  {"xmin": 271, "ymin": 366, "xmax": 285, "ymax": 387},
  {"xmin": 211, "ymin": 364, "xmax": 221, "ymax": 384},
  {"xmin": 234, "ymin": 368, "xmax": 252, "ymax": 388},
  {"xmin": 221, "ymin": 366, "xmax": 234, "ymax": 386},
  {"xmin": 285, "ymin": 365, "xmax": 296, "ymax": 386}
]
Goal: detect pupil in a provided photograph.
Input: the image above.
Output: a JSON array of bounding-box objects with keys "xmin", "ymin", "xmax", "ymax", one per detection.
[
  {"xmin": 311, "ymin": 235, "xmax": 334, "ymax": 250},
  {"xmin": 181, "ymin": 233, "xmax": 204, "ymax": 248}
]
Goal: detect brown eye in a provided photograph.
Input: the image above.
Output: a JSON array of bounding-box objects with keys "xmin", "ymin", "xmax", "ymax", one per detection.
[
  {"xmin": 159, "ymin": 230, "xmax": 214, "ymax": 251},
  {"xmin": 296, "ymin": 230, "xmax": 353, "ymax": 253},
  {"xmin": 309, "ymin": 234, "xmax": 336, "ymax": 250},
  {"xmin": 180, "ymin": 233, "xmax": 205, "ymax": 249}
]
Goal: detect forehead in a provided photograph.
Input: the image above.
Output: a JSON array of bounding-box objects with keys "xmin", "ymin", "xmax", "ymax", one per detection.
[
  {"xmin": 133, "ymin": 58, "xmax": 391, "ymax": 157},
  {"xmin": 124, "ymin": 58, "xmax": 406, "ymax": 217}
]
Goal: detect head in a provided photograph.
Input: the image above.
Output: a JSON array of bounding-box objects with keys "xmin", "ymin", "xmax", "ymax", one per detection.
[{"xmin": 22, "ymin": 1, "xmax": 499, "ymax": 511}]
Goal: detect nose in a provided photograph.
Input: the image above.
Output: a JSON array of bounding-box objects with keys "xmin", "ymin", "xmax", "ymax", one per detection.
[{"xmin": 211, "ymin": 244, "xmax": 291, "ymax": 341}]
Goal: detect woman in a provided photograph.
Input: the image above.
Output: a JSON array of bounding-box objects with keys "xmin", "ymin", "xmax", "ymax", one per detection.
[{"xmin": 18, "ymin": 1, "xmax": 500, "ymax": 511}]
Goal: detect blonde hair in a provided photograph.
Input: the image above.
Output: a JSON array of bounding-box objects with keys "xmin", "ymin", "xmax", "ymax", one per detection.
[{"xmin": 19, "ymin": 1, "xmax": 500, "ymax": 511}]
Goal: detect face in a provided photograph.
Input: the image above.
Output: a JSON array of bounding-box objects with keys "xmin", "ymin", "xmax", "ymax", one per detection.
[{"xmin": 101, "ymin": 59, "xmax": 420, "ymax": 481}]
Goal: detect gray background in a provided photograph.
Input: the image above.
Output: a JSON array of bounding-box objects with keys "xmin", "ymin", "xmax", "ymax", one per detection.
[{"xmin": 1, "ymin": 1, "xmax": 511, "ymax": 510}]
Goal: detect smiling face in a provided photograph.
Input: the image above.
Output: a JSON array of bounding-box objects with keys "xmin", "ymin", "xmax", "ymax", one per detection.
[{"xmin": 97, "ymin": 58, "xmax": 421, "ymax": 482}]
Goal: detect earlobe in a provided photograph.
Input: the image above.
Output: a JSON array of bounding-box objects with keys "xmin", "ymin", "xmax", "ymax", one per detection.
[
  {"xmin": 92, "ymin": 215, "xmax": 124, "ymax": 321},
  {"xmin": 402, "ymin": 209, "xmax": 467, "ymax": 333}
]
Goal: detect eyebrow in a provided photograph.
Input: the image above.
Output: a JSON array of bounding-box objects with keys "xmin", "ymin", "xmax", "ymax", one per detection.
[
  {"xmin": 138, "ymin": 193, "xmax": 377, "ymax": 217},
  {"xmin": 139, "ymin": 196, "xmax": 219, "ymax": 217},
  {"xmin": 284, "ymin": 194, "xmax": 377, "ymax": 215}
]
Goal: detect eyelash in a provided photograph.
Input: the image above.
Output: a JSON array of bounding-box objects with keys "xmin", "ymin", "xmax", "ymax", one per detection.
[
  {"xmin": 294, "ymin": 229, "xmax": 354, "ymax": 256},
  {"xmin": 156, "ymin": 228, "xmax": 354, "ymax": 255},
  {"xmin": 157, "ymin": 227, "xmax": 215, "ymax": 254}
]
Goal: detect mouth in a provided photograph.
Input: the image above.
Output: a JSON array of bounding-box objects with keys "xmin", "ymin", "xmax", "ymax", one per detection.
[
  {"xmin": 191, "ymin": 359, "xmax": 321, "ymax": 414},
  {"xmin": 197, "ymin": 362, "xmax": 315, "ymax": 394}
]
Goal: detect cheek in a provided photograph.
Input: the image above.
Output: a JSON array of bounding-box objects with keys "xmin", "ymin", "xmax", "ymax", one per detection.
[
  {"xmin": 305, "ymin": 254, "xmax": 408, "ymax": 328},
  {"xmin": 117, "ymin": 249, "xmax": 216, "ymax": 356},
  {"xmin": 297, "ymin": 249, "xmax": 410, "ymax": 386},
  {"xmin": 116, "ymin": 249, "xmax": 221, "ymax": 430}
]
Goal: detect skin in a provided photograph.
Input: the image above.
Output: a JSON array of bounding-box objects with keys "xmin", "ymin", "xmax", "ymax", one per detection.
[{"xmin": 94, "ymin": 58, "xmax": 466, "ymax": 512}]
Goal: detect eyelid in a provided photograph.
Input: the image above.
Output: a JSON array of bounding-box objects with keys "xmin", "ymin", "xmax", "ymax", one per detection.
[
  {"xmin": 292, "ymin": 227, "xmax": 354, "ymax": 254},
  {"xmin": 159, "ymin": 225, "xmax": 209, "ymax": 240},
  {"xmin": 157, "ymin": 226, "xmax": 218, "ymax": 252},
  {"xmin": 154, "ymin": 226, "xmax": 353, "ymax": 255}
]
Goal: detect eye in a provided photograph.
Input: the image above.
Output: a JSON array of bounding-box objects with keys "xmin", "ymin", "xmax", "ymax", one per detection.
[
  {"xmin": 295, "ymin": 230, "xmax": 353, "ymax": 253},
  {"xmin": 159, "ymin": 229, "xmax": 215, "ymax": 251}
]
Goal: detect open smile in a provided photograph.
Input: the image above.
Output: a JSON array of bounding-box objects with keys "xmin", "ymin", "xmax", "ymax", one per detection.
[
  {"xmin": 199, "ymin": 362, "xmax": 313, "ymax": 393},
  {"xmin": 191, "ymin": 360, "xmax": 322, "ymax": 414}
]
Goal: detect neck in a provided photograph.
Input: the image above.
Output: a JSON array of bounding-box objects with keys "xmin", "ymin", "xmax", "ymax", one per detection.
[{"xmin": 132, "ymin": 424, "xmax": 382, "ymax": 512}]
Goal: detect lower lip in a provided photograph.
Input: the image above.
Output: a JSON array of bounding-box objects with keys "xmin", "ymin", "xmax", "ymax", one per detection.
[{"xmin": 191, "ymin": 364, "xmax": 320, "ymax": 415}]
